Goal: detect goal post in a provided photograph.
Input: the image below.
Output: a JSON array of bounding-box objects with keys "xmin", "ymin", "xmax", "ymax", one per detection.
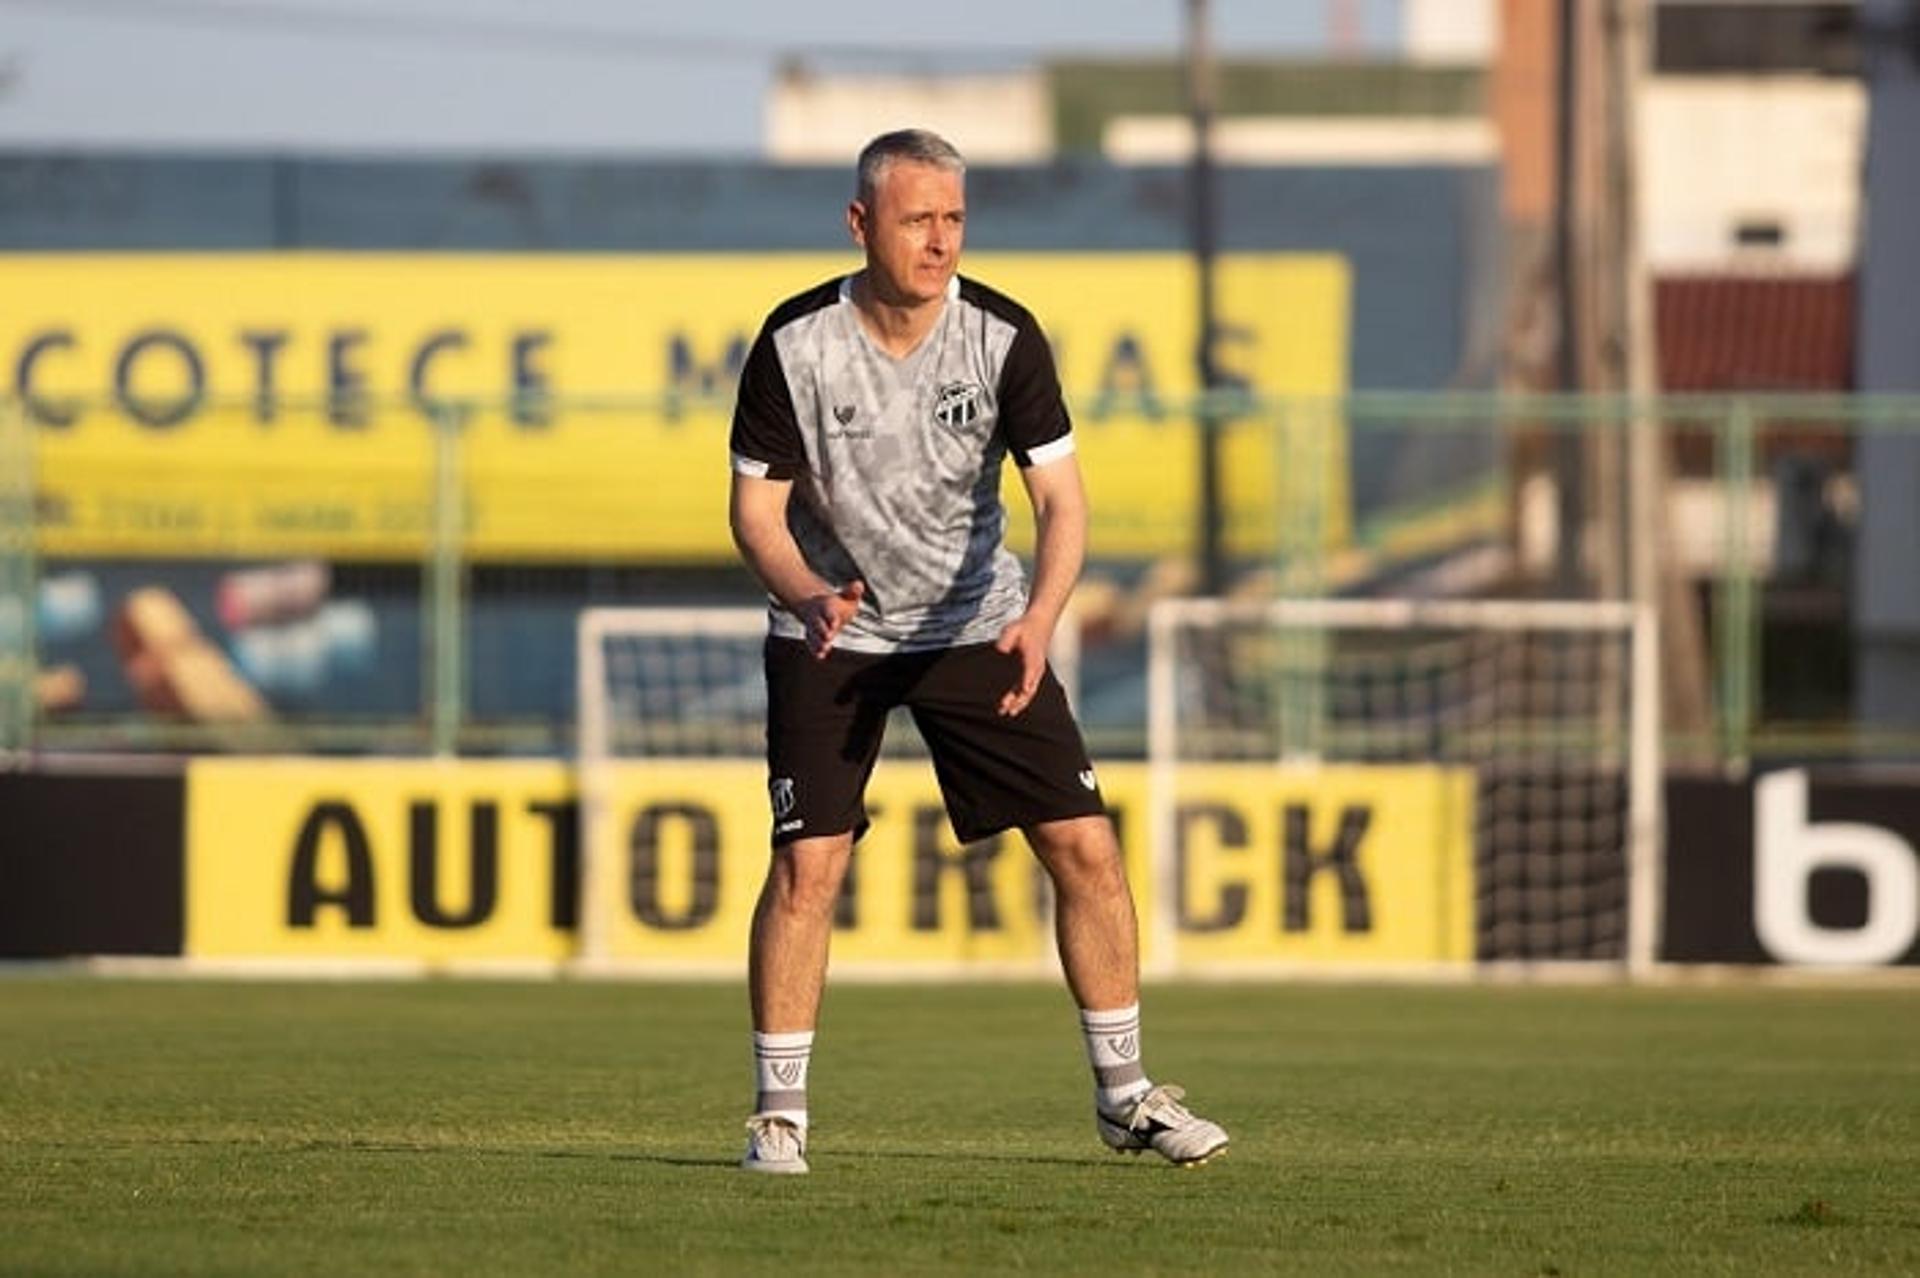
[
  {"xmin": 1147, "ymin": 597, "xmax": 1662, "ymax": 976},
  {"xmin": 575, "ymin": 607, "xmax": 769, "ymax": 968}
]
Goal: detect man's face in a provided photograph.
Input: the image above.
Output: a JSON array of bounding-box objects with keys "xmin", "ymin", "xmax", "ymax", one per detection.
[{"xmin": 849, "ymin": 160, "xmax": 965, "ymax": 306}]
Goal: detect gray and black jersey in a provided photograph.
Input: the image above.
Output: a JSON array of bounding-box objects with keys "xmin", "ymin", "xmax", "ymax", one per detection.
[{"xmin": 729, "ymin": 274, "xmax": 1075, "ymax": 653}]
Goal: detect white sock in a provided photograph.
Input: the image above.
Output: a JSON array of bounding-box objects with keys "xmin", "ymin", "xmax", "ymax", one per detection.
[
  {"xmin": 752, "ymin": 1030, "xmax": 813, "ymax": 1128},
  {"xmin": 1080, "ymin": 1003, "xmax": 1152, "ymax": 1116}
]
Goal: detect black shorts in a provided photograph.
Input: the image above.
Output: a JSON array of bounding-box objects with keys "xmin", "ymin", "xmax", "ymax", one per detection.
[{"xmin": 763, "ymin": 637, "xmax": 1107, "ymax": 847}]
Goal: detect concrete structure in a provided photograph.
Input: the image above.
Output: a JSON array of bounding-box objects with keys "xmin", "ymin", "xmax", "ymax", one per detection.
[
  {"xmin": 1403, "ymin": 0, "xmax": 1500, "ymax": 64},
  {"xmin": 1102, "ymin": 115, "xmax": 1498, "ymax": 165},
  {"xmin": 764, "ymin": 65, "xmax": 1052, "ymax": 163},
  {"xmin": 1640, "ymin": 75, "xmax": 1865, "ymax": 269}
]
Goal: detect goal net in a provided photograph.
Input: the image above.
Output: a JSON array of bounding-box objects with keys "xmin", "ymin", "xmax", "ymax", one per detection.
[
  {"xmin": 1147, "ymin": 598, "xmax": 1661, "ymax": 973},
  {"xmin": 578, "ymin": 607, "xmax": 769, "ymax": 764}
]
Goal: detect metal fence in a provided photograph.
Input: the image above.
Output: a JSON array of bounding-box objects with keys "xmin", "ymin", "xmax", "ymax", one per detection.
[{"xmin": 3, "ymin": 392, "xmax": 1917, "ymax": 767}]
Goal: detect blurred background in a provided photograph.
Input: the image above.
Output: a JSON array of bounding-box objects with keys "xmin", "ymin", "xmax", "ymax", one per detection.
[{"xmin": 3, "ymin": 0, "xmax": 1918, "ymax": 974}]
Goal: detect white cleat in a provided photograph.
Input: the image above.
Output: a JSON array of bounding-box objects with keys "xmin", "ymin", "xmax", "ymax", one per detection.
[
  {"xmin": 1096, "ymin": 1084, "xmax": 1229, "ymax": 1167},
  {"xmin": 741, "ymin": 1114, "xmax": 809, "ymax": 1174}
]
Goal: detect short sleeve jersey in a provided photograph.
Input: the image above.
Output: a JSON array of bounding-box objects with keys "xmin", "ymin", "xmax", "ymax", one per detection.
[{"xmin": 729, "ymin": 274, "xmax": 1074, "ymax": 653}]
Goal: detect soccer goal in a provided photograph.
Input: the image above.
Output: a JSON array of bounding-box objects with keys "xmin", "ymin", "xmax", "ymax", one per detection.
[
  {"xmin": 1146, "ymin": 597, "xmax": 1662, "ymax": 975},
  {"xmin": 574, "ymin": 605, "xmax": 1081, "ymax": 969},
  {"xmin": 574, "ymin": 608, "xmax": 765, "ymax": 968}
]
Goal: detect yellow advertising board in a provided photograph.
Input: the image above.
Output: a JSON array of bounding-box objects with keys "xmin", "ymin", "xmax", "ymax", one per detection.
[
  {"xmin": 1148, "ymin": 764, "xmax": 1476, "ymax": 965},
  {"xmin": 6, "ymin": 252, "xmax": 1349, "ymax": 561},
  {"xmin": 185, "ymin": 758, "xmax": 579, "ymax": 962},
  {"xmin": 185, "ymin": 756, "xmax": 1469, "ymax": 968},
  {"xmin": 579, "ymin": 762, "xmax": 1062, "ymax": 967}
]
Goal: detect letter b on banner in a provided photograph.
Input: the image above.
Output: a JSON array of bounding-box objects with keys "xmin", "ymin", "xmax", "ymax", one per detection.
[{"xmin": 1755, "ymin": 770, "xmax": 1920, "ymax": 965}]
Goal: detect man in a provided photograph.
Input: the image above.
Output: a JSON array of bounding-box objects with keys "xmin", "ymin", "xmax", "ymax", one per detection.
[{"xmin": 728, "ymin": 129, "xmax": 1228, "ymax": 1175}]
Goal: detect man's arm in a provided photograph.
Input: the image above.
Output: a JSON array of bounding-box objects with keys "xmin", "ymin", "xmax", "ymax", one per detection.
[
  {"xmin": 993, "ymin": 453, "xmax": 1088, "ymax": 716},
  {"xmin": 730, "ymin": 472, "xmax": 864, "ymax": 659}
]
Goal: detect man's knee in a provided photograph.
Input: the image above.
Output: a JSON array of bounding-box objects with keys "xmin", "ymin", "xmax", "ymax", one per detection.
[
  {"xmin": 765, "ymin": 836, "xmax": 853, "ymax": 916},
  {"xmin": 1027, "ymin": 815, "xmax": 1124, "ymax": 889}
]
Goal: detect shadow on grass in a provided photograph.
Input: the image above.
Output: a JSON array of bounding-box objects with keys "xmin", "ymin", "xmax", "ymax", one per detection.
[
  {"xmin": 27, "ymin": 1135, "xmax": 1121, "ymax": 1171},
  {"xmin": 302, "ymin": 1139, "xmax": 736, "ymax": 1169},
  {"xmin": 295, "ymin": 1139, "xmax": 1120, "ymax": 1171},
  {"xmin": 839, "ymin": 1147, "xmax": 1126, "ymax": 1170}
]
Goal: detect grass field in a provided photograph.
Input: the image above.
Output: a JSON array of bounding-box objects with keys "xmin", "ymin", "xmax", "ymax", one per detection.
[{"xmin": 1, "ymin": 978, "xmax": 1916, "ymax": 1276}]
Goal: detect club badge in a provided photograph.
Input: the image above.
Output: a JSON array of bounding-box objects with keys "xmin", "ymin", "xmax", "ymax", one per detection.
[{"xmin": 932, "ymin": 381, "xmax": 983, "ymax": 430}]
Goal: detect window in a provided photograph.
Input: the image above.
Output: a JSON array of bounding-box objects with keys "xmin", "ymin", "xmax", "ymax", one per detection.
[{"xmin": 1734, "ymin": 218, "xmax": 1787, "ymax": 247}]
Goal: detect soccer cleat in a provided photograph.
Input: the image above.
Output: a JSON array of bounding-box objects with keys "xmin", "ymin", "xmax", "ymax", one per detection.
[
  {"xmin": 1096, "ymin": 1084, "xmax": 1229, "ymax": 1167},
  {"xmin": 741, "ymin": 1113, "xmax": 809, "ymax": 1174}
]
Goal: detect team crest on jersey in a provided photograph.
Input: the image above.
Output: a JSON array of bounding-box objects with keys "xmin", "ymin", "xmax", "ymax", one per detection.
[{"xmin": 932, "ymin": 381, "xmax": 983, "ymax": 430}]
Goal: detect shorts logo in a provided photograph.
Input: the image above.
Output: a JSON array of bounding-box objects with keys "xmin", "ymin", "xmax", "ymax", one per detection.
[
  {"xmin": 834, "ymin": 404, "xmax": 856, "ymax": 424},
  {"xmin": 770, "ymin": 777, "xmax": 797, "ymax": 818},
  {"xmin": 932, "ymin": 381, "xmax": 983, "ymax": 430},
  {"xmin": 1078, "ymin": 769, "xmax": 1099, "ymax": 791}
]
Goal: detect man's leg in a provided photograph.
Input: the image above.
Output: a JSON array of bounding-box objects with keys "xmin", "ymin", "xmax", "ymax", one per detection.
[
  {"xmin": 745, "ymin": 638, "xmax": 893, "ymax": 1173},
  {"xmin": 911, "ymin": 645, "xmax": 1225, "ymax": 1164},
  {"xmin": 1024, "ymin": 814, "xmax": 1138, "ymax": 1011},
  {"xmin": 1026, "ymin": 814, "xmax": 1229, "ymax": 1166},
  {"xmin": 741, "ymin": 832, "xmax": 852, "ymax": 1174},
  {"xmin": 749, "ymin": 833, "xmax": 854, "ymax": 1032}
]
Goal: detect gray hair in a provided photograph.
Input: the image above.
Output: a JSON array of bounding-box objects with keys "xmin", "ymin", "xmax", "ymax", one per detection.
[{"xmin": 855, "ymin": 129, "xmax": 965, "ymax": 206}]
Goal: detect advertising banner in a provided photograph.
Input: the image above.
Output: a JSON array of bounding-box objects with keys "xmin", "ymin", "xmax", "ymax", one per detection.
[
  {"xmin": 7, "ymin": 252, "xmax": 1349, "ymax": 561},
  {"xmin": 1157, "ymin": 764, "xmax": 1475, "ymax": 966},
  {"xmin": 185, "ymin": 756, "xmax": 1471, "ymax": 969},
  {"xmin": 579, "ymin": 761, "xmax": 1064, "ymax": 968},
  {"xmin": 1665, "ymin": 769, "xmax": 1920, "ymax": 966},
  {"xmin": 0, "ymin": 771, "xmax": 184, "ymax": 958},
  {"xmin": 186, "ymin": 758, "xmax": 579, "ymax": 962}
]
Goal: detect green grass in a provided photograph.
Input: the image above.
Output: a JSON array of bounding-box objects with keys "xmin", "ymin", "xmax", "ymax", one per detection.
[{"xmin": 1, "ymin": 979, "xmax": 1916, "ymax": 1276}]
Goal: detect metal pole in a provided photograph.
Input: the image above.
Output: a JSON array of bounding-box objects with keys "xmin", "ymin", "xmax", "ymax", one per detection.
[
  {"xmin": 428, "ymin": 404, "xmax": 465, "ymax": 756},
  {"xmin": 1553, "ymin": 0, "xmax": 1586, "ymax": 593},
  {"xmin": 1613, "ymin": 0, "xmax": 1669, "ymax": 975},
  {"xmin": 0, "ymin": 398, "xmax": 35, "ymax": 761},
  {"xmin": 1187, "ymin": 0, "xmax": 1226, "ymax": 595},
  {"xmin": 1717, "ymin": 399, "xmax": 1757, "ymax": 773},
  {"xmin": 1618, "ymin": 0, "xmax": 1659, "ymax": 643}
]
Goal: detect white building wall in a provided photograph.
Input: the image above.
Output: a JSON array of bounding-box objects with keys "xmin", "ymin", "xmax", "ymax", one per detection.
[
  {"xmin": 1640, "ymin": 76, "xmax": 1865, "ymax": 270},
  {"xmin": 1402, "ymin": 0, "xmax": 1498, "ymax": 64},
  {"xmin": 765, "ymin": 69, "xmax": 1052, "ymax": 163},
  {"xmin": 1103, "ymin": 115, "xmax": 1499, "ymax": 165}
]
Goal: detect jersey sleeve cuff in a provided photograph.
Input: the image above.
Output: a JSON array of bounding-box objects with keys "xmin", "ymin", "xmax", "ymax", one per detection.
[
  {"xmin": 731, "ymin": 451, "xmax": 799, "ymax": 480},
  {"xmin": 1016, "ymin": 432, "xmax": 1077, "ymax": 469}
]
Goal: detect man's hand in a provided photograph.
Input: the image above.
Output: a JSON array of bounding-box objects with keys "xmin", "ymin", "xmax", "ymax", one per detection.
[
  {"xmin": 799, "ymin": 580, "xmax": 865, "ymax": 659},
  {"xmin": 993, "ymin": 613, "xmax": 1051, "ymax": 716}
]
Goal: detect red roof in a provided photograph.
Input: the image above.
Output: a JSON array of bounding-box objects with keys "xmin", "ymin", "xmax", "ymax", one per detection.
[{"xmin": 1655, "ymin": 274, "xmax": 1854, "ymax": 392}]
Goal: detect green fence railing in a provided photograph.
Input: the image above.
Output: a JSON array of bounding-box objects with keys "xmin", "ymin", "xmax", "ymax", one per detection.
[
  {"xmin": 0, "ymin": 397, "xmax": 35, "ymax": 758},
  {"xmin": 3, "ymin": 391, "xmax": 1919, "ymax": 766}
]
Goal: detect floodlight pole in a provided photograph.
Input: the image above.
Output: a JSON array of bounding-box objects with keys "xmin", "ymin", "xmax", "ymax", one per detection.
[
  {"xmin": 1553, "ymin": 0, "xmax": 1587, "ymax": 593},
  {"xmin": 1186, "ymin": 0, "xmax": 1227, "ymax": 596}
]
